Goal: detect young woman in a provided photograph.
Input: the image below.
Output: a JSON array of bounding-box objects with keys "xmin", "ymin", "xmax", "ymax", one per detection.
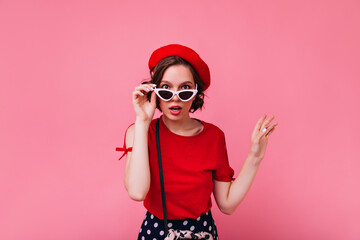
[{"xmin": 116, "ymin": 44, "xmax": 278, "ymax": 240}]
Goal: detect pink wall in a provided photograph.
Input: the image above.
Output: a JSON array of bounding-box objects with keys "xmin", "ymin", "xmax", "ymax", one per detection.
[{"xmin": 1, "ymin": 0, "xmax": 359, "ymax": 239}]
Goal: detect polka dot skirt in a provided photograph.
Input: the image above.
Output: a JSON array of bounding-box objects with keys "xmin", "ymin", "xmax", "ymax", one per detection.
[{"xmin": 137, "ymin": 210, "xmax": 219, "ymax": 240}]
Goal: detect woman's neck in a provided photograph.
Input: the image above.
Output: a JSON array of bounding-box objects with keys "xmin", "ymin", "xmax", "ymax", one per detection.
[{"xmin": 161, "ymin": 114, "xmax": 193, "ymax": 133}]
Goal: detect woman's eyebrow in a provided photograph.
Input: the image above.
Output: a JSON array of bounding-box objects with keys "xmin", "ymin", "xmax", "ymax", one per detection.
[
  {"xmin": 161, "ymin": 80, "xmax": 193, "ymax": 85},
  {"xmin": 181, "ymin": 81, "xmax": 194, "ymax": 85}
]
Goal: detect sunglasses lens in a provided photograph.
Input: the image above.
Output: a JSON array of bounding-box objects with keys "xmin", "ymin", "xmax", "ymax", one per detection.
[
  {"xmin": 158, "ymin": 90, "xmax": 173, "ymax": 100},
  {"xmin": 179, "ymin": 91, "xmax": 194, "ymax": 101}
]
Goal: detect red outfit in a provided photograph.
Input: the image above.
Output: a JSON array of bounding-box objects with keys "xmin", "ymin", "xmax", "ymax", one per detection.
[{"xmin": 117, "ymin": 115, "xmax": 234, "ymax": 220}]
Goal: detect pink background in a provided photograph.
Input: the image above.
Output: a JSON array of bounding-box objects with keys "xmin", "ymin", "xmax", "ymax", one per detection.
[{"xmin": 1, "ymin": 0, "xmax": 359, "ymax": 239}]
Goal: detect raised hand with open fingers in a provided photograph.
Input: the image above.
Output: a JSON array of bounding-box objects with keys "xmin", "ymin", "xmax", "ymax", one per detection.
[{"xmin": 249, "ymin": 114, "xmax": 278, "ymax": 165}]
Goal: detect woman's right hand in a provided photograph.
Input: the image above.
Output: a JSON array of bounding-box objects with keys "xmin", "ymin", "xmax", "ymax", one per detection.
[{"xmin": 132, "ymin": 83, "xmax": 157, "ymax": 123}]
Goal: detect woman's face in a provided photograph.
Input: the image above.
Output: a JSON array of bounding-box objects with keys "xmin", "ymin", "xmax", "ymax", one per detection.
[{"xmin": 158, "ymin": 64, "xmax": 196, "ymax": 121}]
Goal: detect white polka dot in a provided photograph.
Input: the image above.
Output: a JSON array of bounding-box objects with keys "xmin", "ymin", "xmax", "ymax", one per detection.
[
  {"xmin": 209, "ymin": 226, "xmax": 212, "ymax": 231},
  {"xmin": 203, "ymin": 221, "xmax": 207, "ymax": 226},
  {"xmin": 141, "ymin": 237, "xmax": 145, "ymax": 240},
  {"xmin": 150, "ymin": 214, "xmax": 154, "ymax": 219},
  {"xmin": 206, "ymin": 212, "xmax": 209, "ymax": 215},
  {"xmin": 154, "ymin": 222, "xmax": 158, "ymax": 228},
  {"xmin": 167, "ymin": 222, "xmax": 173, "ymax": 228},
  {"xmin": 144, "ymin": 221, "xmax": 148, "ymax": 226},
  {"xmin": 160, "ymin": 230, "xmax": 164, "ymax": 236},
  {"xmin": 147, "ymin": 229, "xmax": 151, "ymax": 235},
  {"xmin": 153, "ymin": 238, "xmax": 157, "ymax": 240},
  {"xmin": 196, "ymin": 216, "xmax": 201, "ymax": 221},
  {"xmin": 190, "ymin": 226, "xmax": 195, "ymax": 231},
  {"xmin": 139, "ymin": 228, "xmax": 142, "ymax": 233},
  {"xmin": 183, "ymin": 220, "xmax": 188, "ymax": 225}
]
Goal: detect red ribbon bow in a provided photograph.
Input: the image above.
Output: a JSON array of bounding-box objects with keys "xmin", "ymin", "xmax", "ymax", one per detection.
[
  {"xmin": 116, "ymin": 123, "xmax": 134, "ymax": 160},
  {"xmin": 115, "ymin": 142, "xmax": 132, "ymax": 160}
]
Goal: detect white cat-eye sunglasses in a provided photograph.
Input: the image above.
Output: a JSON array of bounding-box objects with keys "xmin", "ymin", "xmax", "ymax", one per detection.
[{"xmin": 150, "ymin": 84, "xmax": 198, "ymax": 102}]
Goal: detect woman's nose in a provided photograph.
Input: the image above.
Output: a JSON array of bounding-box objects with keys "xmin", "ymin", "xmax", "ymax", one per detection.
[{"xmin": 171, "ymin": 93, "xmax": 180, "ymax": 101}]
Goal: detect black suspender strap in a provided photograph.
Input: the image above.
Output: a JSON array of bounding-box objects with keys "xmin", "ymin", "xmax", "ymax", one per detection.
[{"xmin": 156, "ymin": 118, "xmax": 168, "ymax": 236}]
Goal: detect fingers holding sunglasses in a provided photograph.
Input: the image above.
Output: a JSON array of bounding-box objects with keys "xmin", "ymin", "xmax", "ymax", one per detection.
[
  {"xmin": 132, "ymin": 85, "xmax": 157, "ymax": 122},
  {"xmin": 133, "ymin": 84, "xmax": 156, "ymax": 103},
  {"xmin": 133, "ymin": 90, "xmax": 145, "ymax": 98},
  {"xmin": 134, "ymin": 84, "xmax": 156, "ymax": 94}
]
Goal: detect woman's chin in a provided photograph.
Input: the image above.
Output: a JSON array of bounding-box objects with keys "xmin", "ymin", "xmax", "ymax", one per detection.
[{"xmin": 163, "ymin": 111, "xmax": 186, "ymax": 121}]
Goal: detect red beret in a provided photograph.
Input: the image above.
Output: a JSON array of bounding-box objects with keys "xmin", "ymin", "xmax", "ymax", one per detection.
[{"xmin": 148, "ymin": 44, "xmax": 211, "ymax": 91}]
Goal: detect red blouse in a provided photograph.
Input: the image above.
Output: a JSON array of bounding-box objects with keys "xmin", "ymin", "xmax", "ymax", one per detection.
[{"xmin": 116, "ymin": 115, "xmax": 234, "ymax": 220}]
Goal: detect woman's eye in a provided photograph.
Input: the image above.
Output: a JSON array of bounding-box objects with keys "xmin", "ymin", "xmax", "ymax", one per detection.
[
  {"xmin": 161, "ymin": 84, "xmax": 169, "ymax": 89},
  {"xmin": 182, "ymin": 85, "xmax": 190, "ymax": 89}
]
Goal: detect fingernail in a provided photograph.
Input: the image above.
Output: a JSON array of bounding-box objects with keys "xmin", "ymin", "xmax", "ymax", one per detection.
[{"xmin": 146, "ymin": 88, "xmax": 149, "ymax": 91}]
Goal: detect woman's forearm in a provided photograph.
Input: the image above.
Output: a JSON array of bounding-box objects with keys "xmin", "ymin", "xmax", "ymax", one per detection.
[
  {"xmin": 124, "ymin": 119, "xmax": 151, "ymax": 201},
  {"xmin": 226, "ymin": 154, "xmax": 261, "ymax": 213}
]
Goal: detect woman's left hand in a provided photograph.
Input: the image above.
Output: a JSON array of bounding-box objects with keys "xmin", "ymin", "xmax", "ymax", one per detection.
[{"xmin": 249, "ymin": 114, "xmax": 278, "ymax": 165}]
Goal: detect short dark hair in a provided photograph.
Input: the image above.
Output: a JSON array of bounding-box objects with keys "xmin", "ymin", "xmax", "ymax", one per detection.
[{"xmin": 143, "ymin": 56, "xmax": 205, "ymax": 113}]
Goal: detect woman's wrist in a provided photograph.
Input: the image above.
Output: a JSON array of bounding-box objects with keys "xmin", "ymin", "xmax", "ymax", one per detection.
[
  {"xmin": 135, "ymin": 117, "xmax": 151, "ymax": 129},
  {"xmin": 246, "ymin": 152, "xmax": 263, "ymax": 167}
]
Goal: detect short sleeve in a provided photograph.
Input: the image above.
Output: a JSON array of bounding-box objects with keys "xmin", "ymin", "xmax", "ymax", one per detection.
[
  {"xmin": 115, "ymin": 123, "xmax": 134, "ymax": 160},
  {"xmin": 213, "ymin": 132, "xmax": 235, "ymax": 182}
]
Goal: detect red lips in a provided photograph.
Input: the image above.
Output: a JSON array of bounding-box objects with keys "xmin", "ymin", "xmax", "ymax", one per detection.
[
  {"xmin": 169, "ymin": 105, "xmax": 182, "ymax": 109},
  {"xmin": 169, "ymin": 105, "xmax": 182, "ymax": 115}
]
